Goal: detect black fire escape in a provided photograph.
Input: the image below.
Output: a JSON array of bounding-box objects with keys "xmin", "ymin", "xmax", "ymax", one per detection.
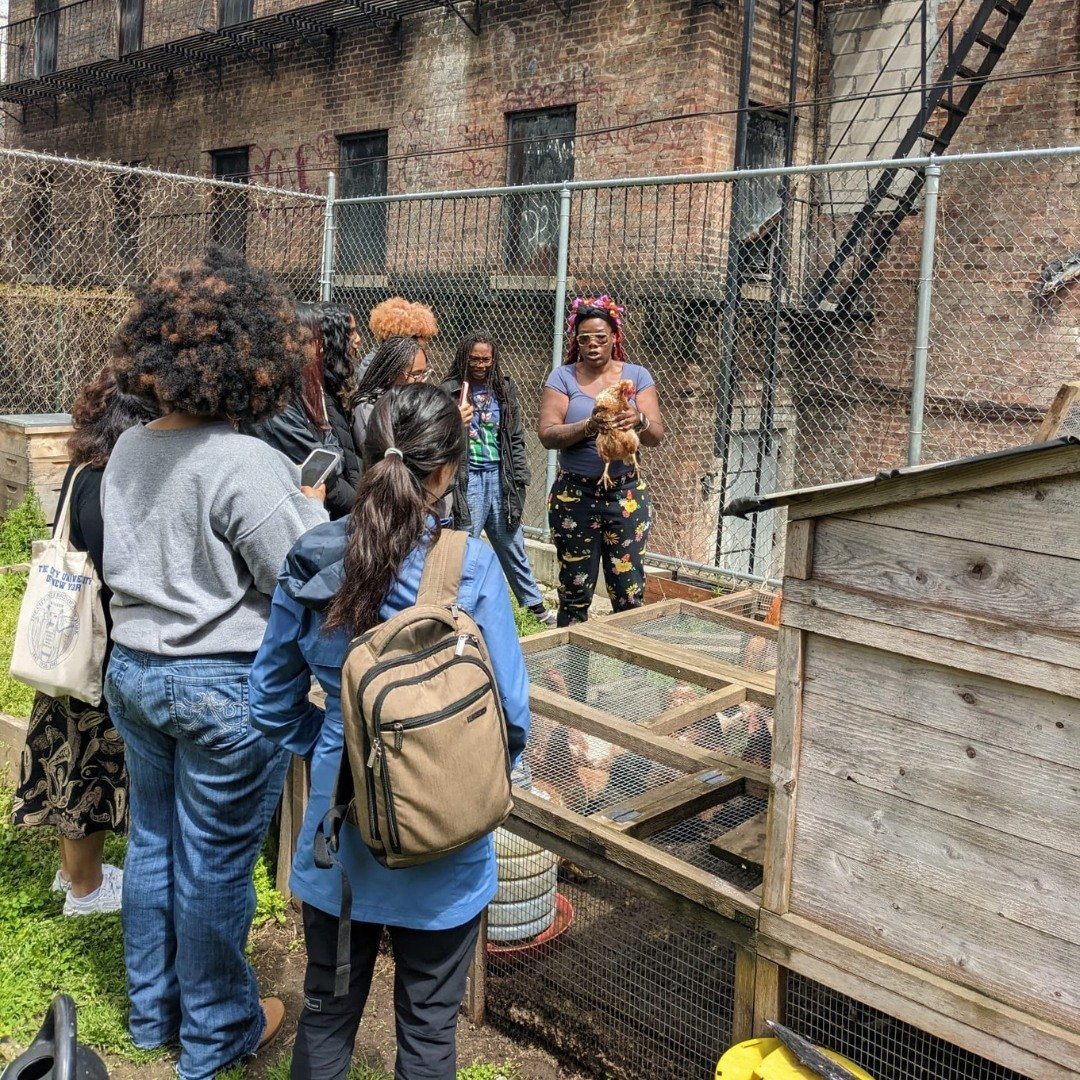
[{"xmin": 0, "ymin": 0, "xmax": 495, "ymax": 121}]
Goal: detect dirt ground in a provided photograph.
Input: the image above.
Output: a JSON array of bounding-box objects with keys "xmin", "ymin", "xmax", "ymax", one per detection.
[{"xmin": 102, "ymin": 907, "xmax": 581, "ymax": 1080}]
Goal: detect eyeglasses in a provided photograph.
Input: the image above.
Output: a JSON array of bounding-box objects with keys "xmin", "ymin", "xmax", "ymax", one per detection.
[
  {"xmin": 403, "ymin": 366, "xmax": 430, "ymax": 383},
  {"xmin": 576, "ymin": 333, "xmax": 610, "ymax": 345},
  {"xmin": 467, "ymin": 355, "xmax": 494, "ymax": 365}
]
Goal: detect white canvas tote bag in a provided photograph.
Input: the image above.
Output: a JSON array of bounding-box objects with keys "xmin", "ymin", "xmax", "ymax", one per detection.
[{"xmin": 9, "ymin": 465, "xmax": 107, "ymax": 705}]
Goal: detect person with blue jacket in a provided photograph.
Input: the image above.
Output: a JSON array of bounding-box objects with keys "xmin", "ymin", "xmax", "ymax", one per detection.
[{"xmin": 249, "ymin": 383, "xmax": 530, "ymax": 1080}]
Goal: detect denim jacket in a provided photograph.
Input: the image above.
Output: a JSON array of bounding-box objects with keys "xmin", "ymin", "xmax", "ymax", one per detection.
[{"xmin": 249, "ymin": 517, "xmax": 531, "ymax": 930}]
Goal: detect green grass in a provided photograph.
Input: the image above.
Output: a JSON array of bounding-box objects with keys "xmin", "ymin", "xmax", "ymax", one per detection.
[
  {"xmin": 0, "ymin": 574, "xmax": 34, "ymax": 719},
  {"xmin": 510, "ymin": 593, "xmax": 549, "ymax": 638},
  {"xmin": 0, "ymin": 787, "xmax": 287, "ymax": 1067}
]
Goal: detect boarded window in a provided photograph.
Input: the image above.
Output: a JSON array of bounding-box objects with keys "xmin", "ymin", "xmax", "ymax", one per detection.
[
  {"xmin": 119, "ymin": 0, "xmax": 144, "ymax": 55},
  {"xmin": 505, "ymin": 107, "xmax": 575, "ymax": 273},
  {"xmin": 736, "ymin": 110, "xmax": 788, "ymax": 281},
  {"xmin": 34, "ymin": 0, "xmax": 59, "ymax": 77},
  {"xmin": 27, "ymin": 169, "xmax": 53, "ymax": 278},
  {"xmin": 337, "ymin": 131, "xmax": 389, "ymax": 274},
  {"xmin": 210, "ymin": 147, "xmax": 249, "ymax": 256},
  {"xmin": 113, "ymin": 171, "xmax": 142, "ymax": 277},
  {"xmin": 218, "ymin": 0, "xmax": 254, "ymax": 28}
]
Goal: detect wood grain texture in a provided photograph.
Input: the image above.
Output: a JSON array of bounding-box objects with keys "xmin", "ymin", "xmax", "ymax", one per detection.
[
  {"xmin": 783, "ymin": 518, "xmax": 814, "ymax": 579},
  {"xmin": 751, "ymin": 956, "xmax": 787, "ymax": 1036},
  {"xmin": 709, "ymin": 810, "xmax": 768, "ymax": 873},
  {"xmin": 732, "ymin": 945, "xmax": 757, "ymax": 1044},
  {"xmin": 804, "ymin": 635, "xmax": 1080, "ymax": 768},
  {"xmin": 757, "ymin": 910, "xmax": 1080, "ymax": 1079},
  {"xmin": 789, "ymin": 832, "xmax": 1080, "ymax": 1031},
  {"xmin": 783, "ymin": 598, "xmax": 1080, "ymax": 698},
  {"xmin": 1037, "ymin": 381, "xmax": 1080, "ymax": 441},
  {"xmin": 645, "ymin": 684, "xmax": 747, "ymax": 735},
  {"xmin": 840, "ymin": 476, "xmax": 1080, "ymax": 560},
  {"xmin": 799, "ymin": 690, "xmax": 1080, "ymax": 857},
  {"xmin": 761, "ymin": 625, "xmax": 804, "ymax": 915},
  {"xmin": 597, "ymin": 771, "xmax": 747, "ymax": 838},
  {"xmin": 794, "ymin": 767, "xmax": 1080, "ymax": 947},
  {"xmin": 783, "ymin": 442, "xmax": 1080, "ymax": 521},
  {"xmin": 812, "ymin": 517, "xmax": 1080, "ymax": 635}
]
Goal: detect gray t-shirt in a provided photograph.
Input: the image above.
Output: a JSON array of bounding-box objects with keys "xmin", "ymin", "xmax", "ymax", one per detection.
[{"xmin": 101, "ymin": 422, "xmax": 328, "ymax": 657}]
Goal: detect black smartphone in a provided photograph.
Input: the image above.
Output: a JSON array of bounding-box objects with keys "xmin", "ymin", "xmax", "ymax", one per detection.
[{"xmin": 300, "ymin": 447, "xmax": 340, "ymax": 488}]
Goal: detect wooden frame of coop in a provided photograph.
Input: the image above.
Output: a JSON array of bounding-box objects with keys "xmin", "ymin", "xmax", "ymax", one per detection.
[{"xmin": 492, "ymin": 437, "xmax": 1080, "ymax": 1080}]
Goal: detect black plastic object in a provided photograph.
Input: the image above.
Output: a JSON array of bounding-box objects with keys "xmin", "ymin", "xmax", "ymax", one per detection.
[{"xmin": 0, "ymin": 994, "xmax": 109, "ymax": 1080}]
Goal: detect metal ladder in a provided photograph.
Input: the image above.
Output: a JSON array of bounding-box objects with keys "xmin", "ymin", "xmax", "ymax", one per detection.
[{"xmin": 806, "ymin": 0, "xmax": 1033, "ymax": 313}]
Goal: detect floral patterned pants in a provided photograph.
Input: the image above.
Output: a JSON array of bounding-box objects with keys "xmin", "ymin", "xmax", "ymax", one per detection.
[{"xmin": 547, "ymin": 470, "xmax": 652, "ymax": 627}]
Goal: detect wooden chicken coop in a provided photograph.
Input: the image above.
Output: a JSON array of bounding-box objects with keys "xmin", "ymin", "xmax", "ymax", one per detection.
[{"xmin": 490, "ymin": 438, "xmax": 1079, "ymax": 1080}]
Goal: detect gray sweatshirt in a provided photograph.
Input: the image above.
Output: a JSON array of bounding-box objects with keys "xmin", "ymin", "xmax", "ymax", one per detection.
[{"xmin": 101, "ymin": 422, "xmax": 328, "ymax": 657}]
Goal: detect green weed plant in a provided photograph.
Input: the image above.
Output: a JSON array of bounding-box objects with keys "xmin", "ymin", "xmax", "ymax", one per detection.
[{"xmin": 0, "ymin": 488, "xmax": 48, "ymax": 567}]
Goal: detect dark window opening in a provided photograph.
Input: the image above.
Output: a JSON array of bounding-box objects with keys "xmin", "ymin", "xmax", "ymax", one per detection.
[
  {"xmin": 34, "ymin": 0, "xmax": 59, "ymax": 77},
  {"xmin": 113, "ymin": 171, "xmax": 142, "ymax": 277},
  {"xmin": 119, "ymin": 0, "xmax": 144, "ymax": 55},
  {"xmin": 505, "ymin": 107, "xmax": 575, "ymax": 273},
  {"xmin": 28, "ymin": 170, "xmax": 53, "ymax": 278},
  {"xmin": 211, "ymin": 147, "xmax": 249, "ymax": 256},
  {"xmin": 218, "ymin": 0, "xmax": 254, "ymax": 28},
  {"xmin": 337, "ymin": 131, "xmax": 389, "ymax": 274},
  {"xmin": 736, "ymin": 110, "xmax": 789, "ymax": 282}
]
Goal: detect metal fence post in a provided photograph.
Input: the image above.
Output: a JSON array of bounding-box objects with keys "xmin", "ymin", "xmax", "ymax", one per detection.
[
  {"xmin": 544, "ymin": 186, "xmax": 573, "ymax": 539},
  {"xmin": 908, "ymin": 159, "xmax": 941, "ymax": 466},
  {"xmin": 319, "ymin": 170, "xmax": 337, "ymax": 303}
]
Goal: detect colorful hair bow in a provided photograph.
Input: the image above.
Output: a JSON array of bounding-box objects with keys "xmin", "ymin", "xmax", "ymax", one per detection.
[{"xmin": 567, "ymin": 295, "xmax": 625, "ymax": 336}]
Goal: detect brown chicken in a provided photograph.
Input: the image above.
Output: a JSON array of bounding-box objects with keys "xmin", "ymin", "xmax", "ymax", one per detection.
[{"xmin": 593, "ymin": 379, "xmax": 639, "ymax": 489}]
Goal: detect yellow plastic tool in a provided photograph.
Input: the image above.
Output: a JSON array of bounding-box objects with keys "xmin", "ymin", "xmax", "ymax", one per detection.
[{"xmin": 716, "ymin": 1037, "xmax": 875, "ymax": 1080}]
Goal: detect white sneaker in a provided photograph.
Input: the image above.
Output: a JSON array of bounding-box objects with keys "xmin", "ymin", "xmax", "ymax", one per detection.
[
  {"xmin": 533, "ymin": 607, "xmax": 558, "ymax": 628},
  {"xmin": 51, "ymin": 870, "xmax": 71, "ymax": 894},
  {"xmin": 63, "ymin": 864, "xmax": 123, "ymax": 917}
]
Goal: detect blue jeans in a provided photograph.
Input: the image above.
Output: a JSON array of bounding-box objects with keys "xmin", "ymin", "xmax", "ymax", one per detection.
[
  {"xmin": 465, "ymin": 467, "xmax": 544, "ymax": 610},
  {"xmin": 104, "ymin": 645, "xmax": 289, "ymax": 1080}
]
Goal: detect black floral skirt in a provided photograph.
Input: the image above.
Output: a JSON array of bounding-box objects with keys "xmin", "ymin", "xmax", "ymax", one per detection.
[{"xmin": 12, "ymin": 690, "xmax": 128, "ymax": 838}]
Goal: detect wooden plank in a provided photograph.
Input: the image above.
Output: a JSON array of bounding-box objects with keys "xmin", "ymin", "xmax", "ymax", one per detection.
[
  {"xmin": 761, "ymin": 625, "xmax": 804, "ymax": 916},
  {"xmin": 784, "ymin": 441, "xmax": 1080, "ymax": 521},
  {"xmin": 799, "ymin": 689, "xmax": 1080, "ymax": 858},
  {"xmin": 518, "ymin": 626, "xmax": 570, "ymax": 655},
  {"xmin": 709, "ymin": 809, "xmax": 768, "ymax": 874},
  {"xmin": 786, "ymin": 576, "xmax": 1080, "ymax": 675},
  {"xmin": 789, "ymin": 836, "xmax": 1080, "ymax": 1031},
  {"xmin": 783, "ymin": 598, "xmax": 1080, "ymax": 698},
  {"xmin": 597, "ymin": 770, "xmax": 747, "ymax": 837},
  {"xmin": 645, "ymin": 684, "xmax": 747, "ymax": 735},
  {"xmin": 783, "ymin": 518, "xmax": 814, "ymax": 580},
  {"xmin": 732, "ymin": 945, "xmax": 757, "ymax": 1045},
  {"xmin": 577, "ymin": 622, "xmax": 775, "ymax": 694},
  {"xmin": 463, "ymin": 909, "xmax": 487, "ymax": 1026},
  {"xmin": 701, "ymin": 587, "xmax": 759, "ymax": 611},
  {"xmin": 684, "ymin": 605, "xmax": 781, "ymax": 640},
  {"xmin": 805, "ymin": 634, "xmax": 1080, "ymax": 769},
  {"xmin": 511, "ymin": 787, "xmax": 760, "ymax": 930},
  {"xmin": 598, "ymin": 598, "xmax": 682, "ymax": 627},
  {"xmin": 795, "ymin": 767, "xmax": 1080, "ymax": 947},
  {"xmin": 757, "ymin": 910, "xmax": 1080, "ymax": 1080},
  {"xmin": 752, "ymin": 956, "xmax": 787, "ymax": 1036},
  {"xmin": 529, "ymin": 685, "xmax": 769, "ymax": 784},
  {"xmin": 503, "ymin": 813, "xmax": 755, "ymax": 945},
  {"xmin": 812, "ymin": 517, "xmax": 1080, "ymax": 635},
  {"xmin": 840, "ymin": 476, "xmax": 1080, "ymax": 561},
  {"xmin": 1037, "ymin": 380, "xmax": 1080, "ymax": 441}
]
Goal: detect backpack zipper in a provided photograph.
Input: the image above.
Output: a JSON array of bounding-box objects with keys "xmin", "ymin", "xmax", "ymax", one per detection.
[
  {"xmin": 356, "ymin": 632, "xmax": 459, "ymax": 704},
  {"xmin": 380, "ymin": 682, "xmax": 489, "ymax": 739}
]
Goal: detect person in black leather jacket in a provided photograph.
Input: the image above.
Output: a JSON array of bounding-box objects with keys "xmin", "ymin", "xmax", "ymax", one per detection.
[
  {"xmin": 442, "ymin": 333, "xmax": 555, "ymax": 626},
  {"xmin": 245, "ymin": 303, "xmax": 359, "ymax": 520}
]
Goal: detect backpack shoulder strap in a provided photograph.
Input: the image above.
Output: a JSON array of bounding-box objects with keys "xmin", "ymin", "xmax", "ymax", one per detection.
[{"xmin": 416, "ymin": 528, "xmax": 468, "ymax": 608}]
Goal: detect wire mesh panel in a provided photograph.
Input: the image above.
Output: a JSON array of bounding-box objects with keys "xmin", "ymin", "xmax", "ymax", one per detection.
[
  {"xmin": 487, "ymin": 830, "xmax": 739, "ymax": 1080},
  {"xmin": 675, "ymin": 701, "xmax": 775, "ymax": 769},
  {"xmin": 0, "ymin": 148, "xmax": 323, "ymax": 416},
  {"xmin": 633, "ymin": 611, "xmax": 779, "ymax": 671},
  {"xmin": 525, "ymin": 642, "xmax": 714, "ymax": 724},
  {"xmin": 785, "ymin": 973, "xmax": 1033, "ymax": 1080}
]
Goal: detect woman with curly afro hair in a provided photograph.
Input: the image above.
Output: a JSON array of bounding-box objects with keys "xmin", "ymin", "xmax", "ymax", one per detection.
[{"xmin": 101, "ymin": 247, "xmax": 327, "ymax": 1080}]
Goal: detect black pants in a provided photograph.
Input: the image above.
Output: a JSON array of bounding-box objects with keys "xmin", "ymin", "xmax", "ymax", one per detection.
[{"xmin": 291, "ymin": 902, "xmax": 481, "ymax": 1080}]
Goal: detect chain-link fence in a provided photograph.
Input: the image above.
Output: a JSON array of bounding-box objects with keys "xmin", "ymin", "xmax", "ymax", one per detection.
[
  {"xmin": 331, "ymin": 145, "xmax": 1080, "ymax": 583},
  {"xmin": 0, "ymin": 147, "xmax": 324, "ymax": 417},
  {"xmin": 0, "ymin": 145, "xmax": 1075, "ymax": 584}
]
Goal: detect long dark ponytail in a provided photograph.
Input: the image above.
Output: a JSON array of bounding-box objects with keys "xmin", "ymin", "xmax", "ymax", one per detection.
[
  {"xmin": 325, "ymin": 384, "xmax": 465, "ymax": 633},
  {"xmin": 320, "ymin": 302, "xmax": 357, "ymax": 410}
]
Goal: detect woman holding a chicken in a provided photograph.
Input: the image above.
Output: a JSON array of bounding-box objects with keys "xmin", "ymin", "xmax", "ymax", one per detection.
[{"xmin": 538, "ymin": 296, "xmax": 664, "ymax": 625}]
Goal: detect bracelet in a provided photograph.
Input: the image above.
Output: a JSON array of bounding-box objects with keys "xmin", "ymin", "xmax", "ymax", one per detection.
[
  {"xmin": 584, "ymin": 417, "xmax": 599, "ymax": 437},
  {"xmin": 636, "ymin": 412, "xmax": 650, "ymax": 433}
]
